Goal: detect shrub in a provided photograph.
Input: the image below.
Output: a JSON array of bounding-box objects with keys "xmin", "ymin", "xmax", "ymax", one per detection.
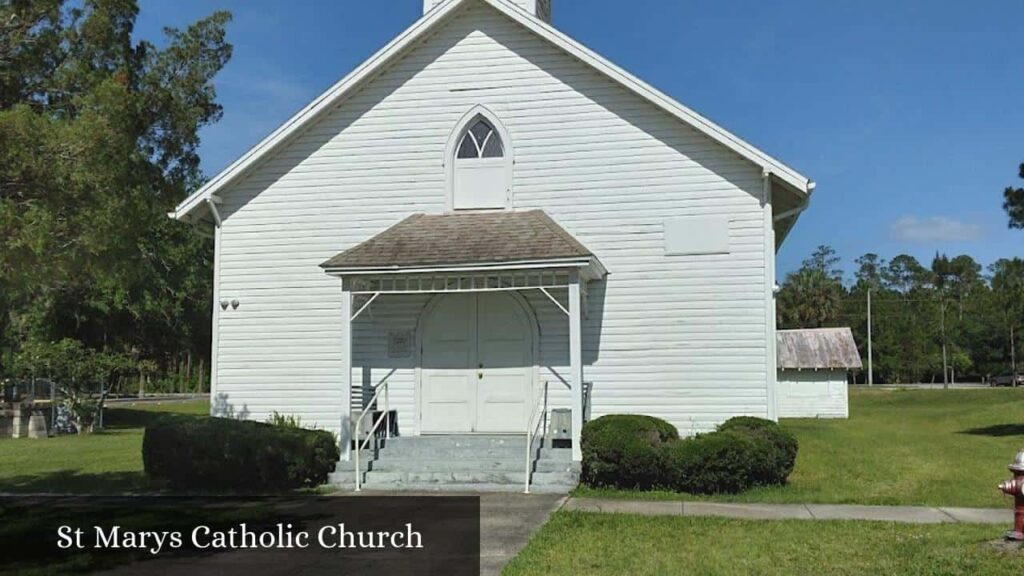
[
  {"xmin": 717, "ymin": 416, "xmax": 798, "ymax": 486},
  {"xmin": 661, "ymin": 430, "xmax": 758, "ymax": 494},
  {"xmin": 581, "ymin": 414, "xmax": 679, "ymax": 489},
  {"xmin": 582, "ymin": 414, "xmax": 797, "ymax": 494},
  {"xmin": 143, "ymin": 416, "xmax": 340, "ymax": 492}
]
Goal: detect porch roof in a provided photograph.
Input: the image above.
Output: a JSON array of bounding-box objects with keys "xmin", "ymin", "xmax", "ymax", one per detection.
[{"xmin": 320, "ymin": 210, "xmax": 605, "ymax": 276}]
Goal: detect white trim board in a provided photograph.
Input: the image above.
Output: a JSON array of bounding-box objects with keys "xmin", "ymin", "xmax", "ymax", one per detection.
[{"xmin": 171, "ymin": 0, "xmax": 813, "ymax": 222}]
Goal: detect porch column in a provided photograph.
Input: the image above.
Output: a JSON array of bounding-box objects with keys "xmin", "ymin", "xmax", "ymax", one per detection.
[
  {"xmin": 569, "ymin": 272, "xmax": 584, "ymax": 462},
  {"xmin": 339, "ymin": 284, "xmax": 353, "ymax": 461}
]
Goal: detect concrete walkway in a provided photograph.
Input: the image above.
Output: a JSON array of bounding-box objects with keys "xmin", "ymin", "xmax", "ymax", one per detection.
[
  {"xmin": 564, "ymin": 497, "xmax": 1013, "ymax": 524},
  {"xmin": 478, "ymin": 493, "xmax": 565, "ymax": 576}
]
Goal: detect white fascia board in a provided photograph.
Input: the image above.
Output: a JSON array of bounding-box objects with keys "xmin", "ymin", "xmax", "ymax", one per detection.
[
  {"xmin": 172, "ymin": 0, "xmax": 468, "ymax": 221},
  {"xmin": 482, "ymin": 0, "xmax": 814, "ymax": 194},
  {"xmin": 174, "ymin": 0, "xmax": 813, "ymax": 221},
  {"xmin": 322, "ymin": 257, "xmax": 595, "ymax": 277}
]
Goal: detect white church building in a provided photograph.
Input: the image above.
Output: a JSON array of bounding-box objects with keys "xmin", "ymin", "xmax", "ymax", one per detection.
[{"xmin": 172, "ymin": 0, "xmax": 814, "ymax": 490}]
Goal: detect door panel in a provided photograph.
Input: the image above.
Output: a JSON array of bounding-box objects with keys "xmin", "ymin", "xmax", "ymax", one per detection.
[
  {"xmin": 419, "ymin": 292, "xmax": 533, "ymax": 434},
  {"xmin": 476, "ymin": 292, "xmax": 532, "ymax": 433},
  {"xmin": 420, "ymin": 294, "xmax": 476, "ymax": 433}
]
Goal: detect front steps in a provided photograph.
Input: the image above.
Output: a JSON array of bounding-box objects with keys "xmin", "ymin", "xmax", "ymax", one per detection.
[{"xmin": 328, "ymin": 435, "xmax": 580, "ymax": 493}]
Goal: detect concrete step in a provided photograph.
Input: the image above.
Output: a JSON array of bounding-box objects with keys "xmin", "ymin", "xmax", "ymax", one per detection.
[
  {"xmin": 368, "ymin": 458, "xmax": 579, "ymax": 474},
  {"xmin": 382, "ymin": 435, "xmax": 528, "ymax": 449},
  {"xmin": 364, "ymin": 470, "xmax": 578, "ymax": 486},
  {"xmin": 370, "ymin": 444, "xmax": 574, "ymax": 461},
  {"xmin": 354, "ymin": 482, "xmax": 576, "ymax": 494}
]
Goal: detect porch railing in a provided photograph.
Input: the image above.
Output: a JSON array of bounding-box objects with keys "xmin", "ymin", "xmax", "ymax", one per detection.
[
  {"xmin": 524, "ymin": 381, "xmax": 549, "ymax": 494},
  {"xmin": 353, "ymin": 377, "xmax": 391, "ymax": 492}
]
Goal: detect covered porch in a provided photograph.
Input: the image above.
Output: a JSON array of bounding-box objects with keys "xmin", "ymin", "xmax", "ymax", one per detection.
[{"xmin": 321, "ymin": 210, "xmax": 606, "ymax": 463}]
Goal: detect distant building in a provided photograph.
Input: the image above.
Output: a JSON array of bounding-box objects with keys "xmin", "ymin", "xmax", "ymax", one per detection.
[{"xmin": 776, "ymin": 328, "xmax": 862, "ymax": 419}]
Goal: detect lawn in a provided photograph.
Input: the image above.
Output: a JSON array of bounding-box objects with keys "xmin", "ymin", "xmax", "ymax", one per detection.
[
  {"xmin": 503, "ymin": 511, "xmax": 1024, "ymax": 576},
  {"xmin": 0, "ymin": 400, "xmax": 208, "ymax": 494},
  {"xmin": 575, "ymin": 388, "xmax": 1024, "ymax": 508}
]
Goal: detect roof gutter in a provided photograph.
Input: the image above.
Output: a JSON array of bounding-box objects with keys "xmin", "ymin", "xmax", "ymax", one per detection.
[{"xmin": 322, "ymin": 256, "xmax": 605, "ymax": 278}]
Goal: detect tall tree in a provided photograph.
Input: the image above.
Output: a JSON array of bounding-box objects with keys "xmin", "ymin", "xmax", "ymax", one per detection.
[
  {"xmin": 991, "ymin": 258, "xmax": 1024, "ymax": 373},
  {"xmin": 0, "ymin": 1, "xmax": 231, "ymax": 379},
  {"xmin": 1004, "ymin": 162, "xmax": 1024, "ymax": 229},
  {"xmin": 777, "ymin": 245, "xmax": 845, "ymax": 329}
]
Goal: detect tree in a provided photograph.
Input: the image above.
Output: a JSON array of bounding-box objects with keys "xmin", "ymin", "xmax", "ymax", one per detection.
[
  {"xmin": 13, "ymin": 339, "xmax": 134, "ymax": 432},
  {"xmin": 777, "ymin": 246, "xmax": 845, "ymax": 329},
  {"xmin": 853, "ymin": 253, "xmax": 885, "ymax": 291},
  {"xmin": 0, "ymin": 1, "xmax": 231, "ymax": 386},
  {"xmin": 991, "ymin": 258, "xmax": 1024, "ymax": 373},
  {"xmin": 802, "ymin": 245, "xmax": 843, "ymax": 281},
  {"xmin": 1004, "ymin": 162, "xmax": 1024, "ymax": 229}
]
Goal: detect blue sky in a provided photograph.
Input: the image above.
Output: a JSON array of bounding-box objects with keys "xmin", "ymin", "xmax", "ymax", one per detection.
[{"xmin": 137, "ymin": 0, "xmax": 1023, "ymax": 278}]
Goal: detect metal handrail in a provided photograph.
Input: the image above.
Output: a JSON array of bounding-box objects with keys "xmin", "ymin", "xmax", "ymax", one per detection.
[
  {"xmin": 523, "ymin": 382, "xmax": 549, "ymax": 494},
  {"xmin": 354, "ymin": 378, "xmax": 391, "ymax": 492}
]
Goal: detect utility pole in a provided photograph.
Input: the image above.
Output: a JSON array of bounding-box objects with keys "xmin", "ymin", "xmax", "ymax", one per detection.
[
  {"xmin": 867, "ymin": 289, "xmax": 873, "ymax": 386},
  {"xmin": 941, "ymin": 300, "xmax": 949, "ymax": 390},
  {"xmin": 1011, "ymin": 323, "xmax": 1017, "ymax": 376}
]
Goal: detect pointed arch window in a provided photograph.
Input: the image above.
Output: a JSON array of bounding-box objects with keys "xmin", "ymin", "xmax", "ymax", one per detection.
[
  {"xmin": 448, "ymin": 110, "xmax": 512, "ymax": 211},
  {"xmin": 457, "ymin": 118, "xmax": 504, "ymax": 159}
]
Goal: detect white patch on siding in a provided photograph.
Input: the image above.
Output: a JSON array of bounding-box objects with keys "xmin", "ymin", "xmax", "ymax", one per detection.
[{"xmin": 663, "ymin": 216, "xmax": 730, "ymax": 256}]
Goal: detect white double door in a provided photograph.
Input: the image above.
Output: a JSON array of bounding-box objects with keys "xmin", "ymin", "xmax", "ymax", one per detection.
[{"xmin": 420, "ymin": 292, "xmax": 533, "ymax": 434}]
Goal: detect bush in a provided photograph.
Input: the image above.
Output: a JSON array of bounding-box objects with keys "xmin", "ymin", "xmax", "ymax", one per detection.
[
  {"xmin": 581, "ymin": 414, "xmax": 679, "ymax": 489},
  {"xmin": 582, "ymin": 414, "xmax": 797, "ymax": 494},
  {"xmin": 143, "ymin": 416, "xmax": 340, "ymax": 492},
  {"xmin": 718, "ymin": 416, "xmax": 798, "ymax": 486}
]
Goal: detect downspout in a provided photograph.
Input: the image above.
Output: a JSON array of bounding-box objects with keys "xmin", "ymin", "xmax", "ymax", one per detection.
[
  {"xmin": 206, "ymin": 196, "xmax": 223, "ymax": 413},
  {"xmin": 762, "ymin": 171, "xmax": 778, "ymax": 421}
]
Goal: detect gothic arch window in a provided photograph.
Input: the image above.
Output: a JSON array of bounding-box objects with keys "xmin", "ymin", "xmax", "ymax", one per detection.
[
  {"xmin": 457, "ymin": 118, "xmax": 504, "ymax": 159},
  {"xmin": 448, "ymin": 110, "xmax": 511, "ymax": 210}
]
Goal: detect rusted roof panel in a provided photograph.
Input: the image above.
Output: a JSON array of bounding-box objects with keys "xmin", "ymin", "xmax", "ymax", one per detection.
[
  {"xmin": 777, "ymin": 327, "xmax": 863, "ymax": 370},
  {"xmin": 320, "ymin": 210, "xmax": 594, "ymax": 270}
]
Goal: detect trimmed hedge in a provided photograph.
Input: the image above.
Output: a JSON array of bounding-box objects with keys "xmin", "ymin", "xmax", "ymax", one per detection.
[
  {"xmin": 582, "ymin": 415, "xmax": 798, "ymax": 494},
  {"xmin": 143, "ymin": 416, "xmax": 340, "ymax": 492},
  {"xmin": 581, "ymin": 414, "xmax": 679, "ymax": 489}
]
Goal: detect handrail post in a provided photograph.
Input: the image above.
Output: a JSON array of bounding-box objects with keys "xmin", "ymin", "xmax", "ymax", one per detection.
[
  {"xmin": 353, "ymin": 379, "xmax": 392, "ymax": 493},
  {"xmin": 355, "ymin": 435, "xmax": 361, "ymax": 492}
]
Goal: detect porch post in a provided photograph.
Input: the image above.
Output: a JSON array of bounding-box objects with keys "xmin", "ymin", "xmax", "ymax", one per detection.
[
  {"xmin": 568, "ymin": 272, "xmax": 584, "ymax": 462},
  {"xmin": 339, "ymin": 283, "xmax": 353, "ymax": 461}
]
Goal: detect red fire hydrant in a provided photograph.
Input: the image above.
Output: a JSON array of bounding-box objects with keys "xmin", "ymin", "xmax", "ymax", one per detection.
[{"xmin": 997, "ymin": 449, "xmax": 1024, "ymax": 541}]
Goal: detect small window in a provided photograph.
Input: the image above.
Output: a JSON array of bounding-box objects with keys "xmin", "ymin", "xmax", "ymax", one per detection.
[{"xmin": 456, "ymin": 119, "xmax": 504, "ymax": 159}]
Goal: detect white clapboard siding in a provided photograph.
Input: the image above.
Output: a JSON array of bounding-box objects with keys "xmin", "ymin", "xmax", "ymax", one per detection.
[
  {"xmin": 212, "ymin": 2, "xmax": 771, "ymax": 435},
  {"xmin": 776, "ymin": 370, "xmax": 850, "ymax": 419}
]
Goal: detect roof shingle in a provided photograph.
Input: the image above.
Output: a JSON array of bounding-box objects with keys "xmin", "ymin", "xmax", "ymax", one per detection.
[{"xmin": 320, "ymin": 210, "xmax": 594, "ymax": 271}]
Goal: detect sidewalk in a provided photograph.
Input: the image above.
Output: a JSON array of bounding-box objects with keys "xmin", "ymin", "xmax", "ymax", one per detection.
[{"xmin": 563, "ymin": 497, "xmax": 1012, "ymax": 524}]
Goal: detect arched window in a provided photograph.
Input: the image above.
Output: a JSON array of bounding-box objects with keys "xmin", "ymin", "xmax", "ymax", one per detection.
[
  {"xmin": 449, "ymin": 112, "xmax": 511, "ymax": 210},
  {"xmin": 457, "ymin": 119, "xmax": 504, "ymax": 159}
]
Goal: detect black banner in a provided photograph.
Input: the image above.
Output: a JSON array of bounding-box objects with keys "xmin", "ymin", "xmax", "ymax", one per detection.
[{"xmin": 0, "ymin": 495, "xmax": 481, "ymax": 575}]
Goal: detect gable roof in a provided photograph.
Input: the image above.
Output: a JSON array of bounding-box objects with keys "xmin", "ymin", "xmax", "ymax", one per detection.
[
  {"xmin": 320, "ymin": 210, "xmax": 599, "ymax": 273},
  {"xmin": 172, "ymin": 0, "xmax": 814, "ymax": 222},
  {"xmin": 777, "ymin": 328, "xmax": 863, "ymax": 371}
]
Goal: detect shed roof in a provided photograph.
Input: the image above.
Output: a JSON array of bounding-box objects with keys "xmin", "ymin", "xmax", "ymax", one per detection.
[
  {"xmin": 777, "ymin": 328, "xmax": 863, "ymax": 370},
  {"xmin": 320, "ymin": 210, "xmax": 598, "ymax": 272}
]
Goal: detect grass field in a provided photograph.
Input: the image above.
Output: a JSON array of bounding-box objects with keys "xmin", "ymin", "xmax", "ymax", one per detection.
[
  {"xmin": 0, "ymin": 400, "xmax": 208, "ymax": 494},
  {"xmin": 503, "ymin": 511, "xmax": 1024, "ymax": 576},
  {"xmin": 575, "ymin": 388, "xmax": 1024, "ymax": 508}
]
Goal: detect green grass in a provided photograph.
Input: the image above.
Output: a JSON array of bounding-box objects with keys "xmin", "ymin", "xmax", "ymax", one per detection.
[
  {"xmin": 504, "ymin": 511, "xmax": 1024, "ymax": 576},
  {"xmin": 0, "ymin": 400, "xmax": 208, "ymax": 494},
  {"xmin": 575, "ymin": 388, "xmax": 1024, "ymax": 508}
]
